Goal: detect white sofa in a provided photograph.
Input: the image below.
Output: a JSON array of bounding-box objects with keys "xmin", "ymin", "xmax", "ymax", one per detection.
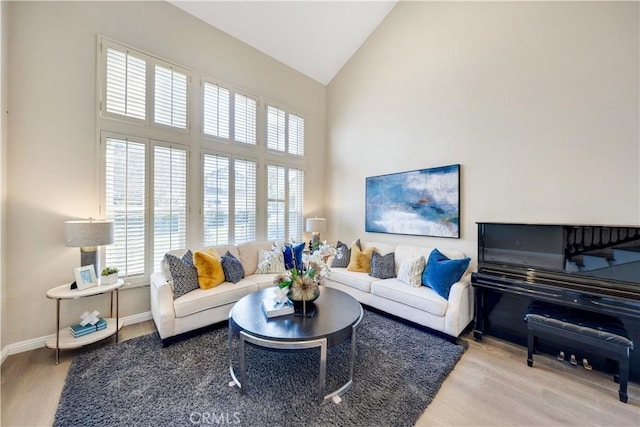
[
  {"xmin": 324, "ymin": 240, "xmax": 474, "ymax": 338},
  {"xmin": 150, "ymin": 241, "xmax": 279, "ymax": 342}
]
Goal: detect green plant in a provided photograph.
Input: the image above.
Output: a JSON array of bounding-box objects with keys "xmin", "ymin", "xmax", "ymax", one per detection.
[{"xmin": 101, "ymin": 267, "xmax": 119, "ymax": 276}]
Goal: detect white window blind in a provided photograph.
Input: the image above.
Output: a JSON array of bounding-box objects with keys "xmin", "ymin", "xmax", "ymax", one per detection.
[
  {"xmin": 203, "ymin": 82, "xmax": 230, "ymax": 139},
  {"xmin": 153, "ymin": 145, "xmax": 188, "ymax": 272},
  {"xmin": 288, "ymin": 113, "xmax": 305, "ymax": 156},
  {"xmin": 266, "ymin": 106, "xmax": 286, "ymax": 152},
  {"xmin": 288, "ymin": 168, "xmax": 304, "ymax": 241},
  {"xmin": 203, "ymin": 154, "xmax": 230, "ymax": 246},
  {"xmin": 105, "ymin": 47, "xmax": 146, "ymax": 120},
  {"xmin": 267, "ymin": 165, "xmax": 286, "ymax": 241},
  {"xmin": 234, "ymin": 159, "xmax": 257, "ymax": 244},
  {"xmin": 266, "ymin": 105, "xmax": 305, "ymax": 156},
  {"xmin": 234, "ymin": 94, "xmax": 257, "ymax": 145},
  {"xmin": 154, "ymin": 64, "xmax": 188, "ymax": 129},
  {"xmin": 105, "ymin": 137, "xmax": 146, "ymax": 277}
]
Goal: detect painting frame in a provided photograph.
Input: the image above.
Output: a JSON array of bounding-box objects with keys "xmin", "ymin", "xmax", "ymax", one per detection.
[
  {"xmin": 73, "ymin": 265, "xmax": 98, "ymax": 290},
  {"xmin": 365, "ymin": 164, "xmax": 461, "ymax": 239}
]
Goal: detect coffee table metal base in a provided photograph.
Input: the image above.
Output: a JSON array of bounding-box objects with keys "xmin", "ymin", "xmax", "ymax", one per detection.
[{"xmin": 228, "ymin": 308, "xmax": 362, "ymax": 405}]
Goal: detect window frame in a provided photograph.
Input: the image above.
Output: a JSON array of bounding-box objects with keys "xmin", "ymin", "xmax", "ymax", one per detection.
[
  {"xmin": 97, "ymin": 36, "xmax": 310, "ymax": 288},
  {"xmin": 201, "ymin": 76, "xmax": 259, "ymax": 146}
]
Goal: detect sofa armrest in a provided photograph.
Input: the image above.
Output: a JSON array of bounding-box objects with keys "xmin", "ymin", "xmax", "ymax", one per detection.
[
  {"xmin": 444, "ymin": 276, "xmax": 474, "ymax": 337},
  {"xmin": 150, "ymin": 272, "xmax": 176, "ymax": 339}
]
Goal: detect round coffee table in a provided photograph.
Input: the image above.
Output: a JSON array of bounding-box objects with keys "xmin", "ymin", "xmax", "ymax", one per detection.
[{"xmin": 228, "ymin": 286, "xmax": 363, "ymax": 405}]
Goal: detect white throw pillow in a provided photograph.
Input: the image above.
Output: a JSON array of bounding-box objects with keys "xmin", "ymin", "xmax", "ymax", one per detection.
[
  {"xmin": 397, "ymin": 255, "xmax": 426, "ymax": 287},
  {"xmin": 254, "ymin": 249, "xmax": 287, "ymax": 274}
]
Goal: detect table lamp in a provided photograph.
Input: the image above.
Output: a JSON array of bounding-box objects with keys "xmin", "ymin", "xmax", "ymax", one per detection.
[
  {"xmin": 306, "ymin": 217, "xmax": 326, "ymax": 250},
  {"xmin": 64, "ymin": 218, "xmax": 114, "ymax": 275}
]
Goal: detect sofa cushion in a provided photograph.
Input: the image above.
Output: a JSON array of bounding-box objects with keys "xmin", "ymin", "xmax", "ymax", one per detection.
[
  {"xmin": 370, "ymin": 251, "xmax": 395, "ymax": 279},
  {"xmin": 347, "ymin": 244, "xmax": 375, "ymax": 273},
  {"xmin": 422, "ymin": 249, "xmax": 471, "ymax": 299},
  {"xmin": 165, "ymin": 250, "xmax": 199, "ymax": 299},
  {"xmin": 173, "ymin": 280, "xmax": 259, "ymax": 318},
  {"xmin": 221, "ymin": 251, "xmax": 244, "ymax": 284},
  {"xmin": 329, "ymin": 268, "xmax": 377, "ymax": 293},
  {"xmin": 371, "ymin": 279, "xmax": 448, "ymax": 316},
  {"xmin": 193, "ymin": 248, "xmax": 225, "ymax": 289},
  {"xmin": 397, "ymin": 255, "xmax": 426, "ymax": 287},
  {"xmin": 331, "ymin": 241, "xmax": 351, "ymax": 268}
]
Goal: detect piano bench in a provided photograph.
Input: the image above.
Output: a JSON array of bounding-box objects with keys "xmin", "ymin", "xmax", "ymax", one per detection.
[{"xmin": 524, "ymin": 301, "xmax": 634, "ymax": 403}]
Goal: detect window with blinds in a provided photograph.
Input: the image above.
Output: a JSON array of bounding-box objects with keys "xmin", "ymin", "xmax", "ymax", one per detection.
[
  {"xmin": 266, "ymin": 105, "xmax": 305, "ymax": 156},
  {"xmin": 203, "ymin": 82, "xmax": 230, "ymax": 139},
  {"xmin": 288, "ymin": 114, "xmax": 305, "ymax": 156},
  {"xmin": 100, "ymin": 37, "xmax": 310, "ymax": 283},
  {"xmin": 104, "ymin": 136, "xmax": 146, "ymax": 278},
  {"xmin": 153, "ymin": 145, "xmax": 188, "ymax": 272},
  {"xmin": 105, "ymin": 46, "xmax": 146, "ymax": 120},
  {"xmin": 234, "ymin": 94, "xmax": 257, "ymax": 145},
  {"xmin": 267, "ymin": 165, "xmax": 286, "ymax": 241},
  {"xmin": 202, "ymin": 81, "xmax": 257, "ymax": 146},
  {"xmin": 203, "ymin": 154, "xmax": 230, "ymax": 246},
  {"xmin": 266, "ymin": 106, "xmax": 286, "ymax": 152},
  {"xmin": 234, "ymin": 159, "xmax": 257, "ymax": 243},
  {"xmin": 266, "ymin": 165, "xmax": 304, "ymax": 242},
  {"xmin": 154, "ymin": 64, "xmax": 188, "ymax": 129},
  {"xmin": 288, "ymin": 168, "xmax": 305, "ymax": 241}
]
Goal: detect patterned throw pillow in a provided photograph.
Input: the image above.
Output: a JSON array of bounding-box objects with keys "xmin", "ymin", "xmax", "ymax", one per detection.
[
  {"xmin": 422, "ymin": 249, "xmax": 471, "ymax": 299},
  {"xmin": 370, "ymin": 251, "xmax": 395, "ymax": 279},
  {"xmin": 397, "ymin": 255, "xmax": 426, "ymax": 287},
  {"xmin": 331, "ymin": 241, "xmax": 351, "ymax": 268},
  {"xmin": 221, "ymin": 251, "xmax": 244, "ymax": 284},
  {"xmin": 193, "ymin": 248, "xmax": 225, "ymax": 289},
  {"xmin": 165, "ymin": 250, "xmax": 199, "ymax": 299},
  {"xmin": 347, "ymin": 243, "xmax": 375, "ymax": 273},
  {"xmin": 254, "ymin": 249, "xmax": 287, "ymax": 274}
]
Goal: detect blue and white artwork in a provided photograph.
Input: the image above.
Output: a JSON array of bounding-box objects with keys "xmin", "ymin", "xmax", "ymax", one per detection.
[{"xmin": 365, "ymin": 164, "xmax": 460, "ymax": 238}]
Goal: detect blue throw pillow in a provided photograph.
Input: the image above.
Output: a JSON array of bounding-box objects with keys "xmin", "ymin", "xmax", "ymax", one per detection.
[
  {"xmin": 283, "ymin": 245, "xmax": 295, "ymax": 270},
  {"xmin": 422, "ymin": 249, "xmax": 470, "ymax": 299},
  {"xmin": 284, "ymin": 242, "xmax": 306, "ymax": 271},
  {"xmin": 221, "ymin": 251, "xmax": 244, "ymax": 284},
  {"xmin": 292, "ymin": 242, "xmax": 305, "ymax": 272}
]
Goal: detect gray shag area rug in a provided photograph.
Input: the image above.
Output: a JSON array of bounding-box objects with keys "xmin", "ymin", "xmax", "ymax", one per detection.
[{"xmin": 55, "ymin": 309, "xmax": 467, "ymax": 427}]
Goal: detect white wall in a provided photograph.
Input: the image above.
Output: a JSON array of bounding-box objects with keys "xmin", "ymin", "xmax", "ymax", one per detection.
[
  {"xmin": 1, "ymin": 1, "xmax": 8, "ymax": 352},
  {"xmin": 6, "ymin": 1, "xmax": 326, "ymax": 346},
  {"xmin": 327, "ymin": 1, "xmax": 639, "ymax": 260}
]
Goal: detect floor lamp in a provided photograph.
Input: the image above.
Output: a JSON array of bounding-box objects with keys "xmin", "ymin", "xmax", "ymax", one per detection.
[{"xmin": 64, "ymin": 218, "xmax": 115, "ymax": 275}]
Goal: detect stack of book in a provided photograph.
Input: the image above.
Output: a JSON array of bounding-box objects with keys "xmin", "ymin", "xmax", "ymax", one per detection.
[
  {"xmin": 262, "ymin": 298, "xmax": 294, "ymax": 318},
  {"xmin": 70, "ymin": 318, "xmax": 107, "ymax": 338}
]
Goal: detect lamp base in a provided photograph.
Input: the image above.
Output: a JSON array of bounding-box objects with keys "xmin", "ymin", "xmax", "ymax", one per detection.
[{"xmin": 80, "ymin": 246, "xmax": 99, "ymax": 275}]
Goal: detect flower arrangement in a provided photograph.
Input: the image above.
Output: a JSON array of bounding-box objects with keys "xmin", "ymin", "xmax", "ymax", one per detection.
[{"xmin": 271, "ymin": 242, "xmax": 336, "ymax": 315}]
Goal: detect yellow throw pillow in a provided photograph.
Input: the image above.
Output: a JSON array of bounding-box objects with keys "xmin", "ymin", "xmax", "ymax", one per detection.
[
  {"xmin": 193, "ymin": 248, "xmax": 225, "ymax": 289},
  {"xmin": 347, "ymin": 245, "xmax": 376, "ymax": 273}
]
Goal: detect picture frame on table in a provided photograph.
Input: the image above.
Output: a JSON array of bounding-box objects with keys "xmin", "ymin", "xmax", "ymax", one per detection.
[{"xmin": 73, "ymin": 266, "xmax": 98, "ymax": 290}]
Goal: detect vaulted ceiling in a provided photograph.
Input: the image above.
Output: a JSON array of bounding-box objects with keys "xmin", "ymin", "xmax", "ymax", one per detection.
[{"xmin": 169, "ymin": 1, "xmax": 397, "ymax": 85}]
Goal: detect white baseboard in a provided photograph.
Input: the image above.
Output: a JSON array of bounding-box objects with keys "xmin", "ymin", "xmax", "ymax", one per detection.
[{"xmin": 0, "ymin": 311, "xmax": 153, "ymax": 365}]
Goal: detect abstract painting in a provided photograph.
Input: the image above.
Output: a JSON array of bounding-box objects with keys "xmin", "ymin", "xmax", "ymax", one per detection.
[{"xmin": 365, "ymin": 164, "xmax": 460, "ymax": 238}]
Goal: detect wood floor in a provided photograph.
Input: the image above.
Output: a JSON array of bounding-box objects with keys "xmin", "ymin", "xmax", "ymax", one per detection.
[{"xmin": 2, "ymin": 321, "xmax": 639, "ymax": 426}]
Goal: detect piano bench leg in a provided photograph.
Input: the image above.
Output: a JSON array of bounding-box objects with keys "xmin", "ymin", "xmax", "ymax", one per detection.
[
  {"xmin": 618, "ymin": 357, "xmax": 629, "ymax": 403},
  {"xmin": 527, "ymin": 333, "xmax": 535, "ymax": 367}
]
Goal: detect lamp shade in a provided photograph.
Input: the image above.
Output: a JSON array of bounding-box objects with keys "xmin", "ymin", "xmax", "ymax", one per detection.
[
  {"xmin": 64, "ymin": 219, "xmax": 114, "ymax": 248},
  {"xmin": 306, "ymin": 218, "xmax": 326, "ymax": 233}
]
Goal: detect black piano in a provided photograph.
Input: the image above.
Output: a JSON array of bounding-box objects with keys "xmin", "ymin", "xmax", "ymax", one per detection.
[{"xmin": 472, "ymin": 223, "xmax": 640, "ymax": 380}]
